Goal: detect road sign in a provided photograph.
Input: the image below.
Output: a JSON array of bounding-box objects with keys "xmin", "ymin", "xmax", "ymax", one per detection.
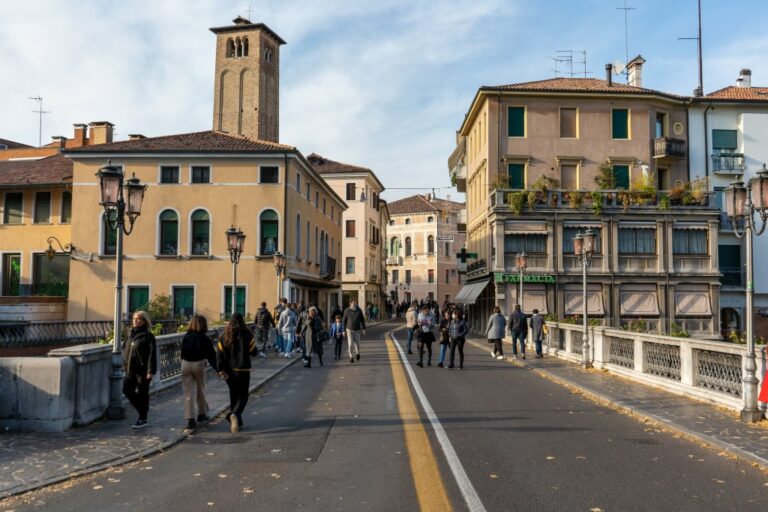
[{"xmin": 436, "ymin": 235, "xmax": 454, "ymax": 242}]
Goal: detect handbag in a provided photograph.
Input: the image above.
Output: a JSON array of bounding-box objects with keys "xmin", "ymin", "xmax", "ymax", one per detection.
[{"xmin": 318, "ymin": 330, "xmax": 330, "ymax": 343}]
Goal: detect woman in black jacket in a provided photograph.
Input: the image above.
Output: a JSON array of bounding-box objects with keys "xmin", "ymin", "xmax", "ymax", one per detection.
[
  {"xmin": 123, "ymin": 311, "xmax": 157, "ymax": 428},
  {"xmin": 298, "ymin": 307, "xmax": 324, "ymax": 368},
  {"xmin": 448, "ymin": 311, "xmax": 469, "ymax": 369},
  {"xmin": 216, "ymin": 313, "xmax": 256, "ymax": 433},
  {"xmin": 181, "ymin": 315, "xmax": 216, "ymax": 430}
]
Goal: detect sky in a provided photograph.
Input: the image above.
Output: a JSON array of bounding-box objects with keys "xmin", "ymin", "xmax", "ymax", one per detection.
[{"xmin": 1, "ymin": 0, "xmax": 767, "ymax": 202}]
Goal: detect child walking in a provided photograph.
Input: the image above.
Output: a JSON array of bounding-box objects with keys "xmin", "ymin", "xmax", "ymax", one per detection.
[{"xmin": 330, "ymin": 315, "xmax": 344, "ymax": 360}]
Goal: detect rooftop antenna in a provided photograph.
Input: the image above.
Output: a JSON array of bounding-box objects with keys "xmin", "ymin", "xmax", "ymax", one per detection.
[
  {"xmin": 29, "ymin": 95, "xmax": 50, "ymax": 147},
  {"xmin": 550, "ymin": 50, "xmax": 590, "ymax": 78},
  {"xmin": 678, "ymin": 0, "xmax": 704, "ymax": 96},
  {"xmin": 245, "ymin": 2, "xmax": 254, "ymax": 21},
  {"xmin": 617, "ymin": 0, "xmax": 635, "ymax": 81}
]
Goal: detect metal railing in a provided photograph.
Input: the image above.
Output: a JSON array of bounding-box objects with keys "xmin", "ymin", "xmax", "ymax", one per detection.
[
  {"xmin": 720, "ymin": 267, "xmax": 743, "ymax": 287},
  {"xmin": 653, "ymin": 137, "xmax": 686, "ymax": 158},
  {"xmin": 711, "ymin": 153, "xmax": 744, "ymax": 174},
  {"xmin": 0, "ymin": 319, "xmax": 182, "ymax": 348},
  {"xmin": 320, "ymin": 256, "xmax": 336, "ymax": 278},
  {"xmin": 490, "ymin": 189, "xmax": 716, "ymax": 210}
]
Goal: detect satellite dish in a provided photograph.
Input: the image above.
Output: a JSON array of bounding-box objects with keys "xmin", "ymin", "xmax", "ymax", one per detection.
[{"xmin": 613, "ymin": 61, "xmax": 626, "ymax": 75}]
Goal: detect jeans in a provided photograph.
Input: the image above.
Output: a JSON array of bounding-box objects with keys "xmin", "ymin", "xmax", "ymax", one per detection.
[
  {"xmin": 257, "ymin": 329, "xmax": 269, "ymax": 353},
  {"xmin": 123, "ymin": 372, "xmax": 151, "ymax": 421},
  {"xmin": 334, "ymin": 340, "xmax": 343, "ymax": 359},
  {"xmin": 225, "ymin": 370, "xmax": 251, "ymax": 426},
  {"xmin": 512, "ymin": 331, "xmax": 526, "ymax": 355},
  {"xmin": 406, "ymin": 328, "xmax": 415, "ymax": 352},
  {"xmin": 282, "ymin": 332, "xmax": 294, "ymax": 353},
  {"xmin": 534, "ymin": 338, "xmax": 543, "ymax": 356},
  {"xmin": 449, "ymin": 338, "xmax": 465, "ymax": 367},
  {"xmin": 275, "ymin": 333, "xmax": 284, "ymax": 353},
  {"xmin": 438, "ymin": 344, "xmax": 448, "ymax": 364}
]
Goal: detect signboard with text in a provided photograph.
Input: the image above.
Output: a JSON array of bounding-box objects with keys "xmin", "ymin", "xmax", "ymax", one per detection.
[{"xmin": 494, "ymin": 272, "xmax": 556, "ymax": 284}]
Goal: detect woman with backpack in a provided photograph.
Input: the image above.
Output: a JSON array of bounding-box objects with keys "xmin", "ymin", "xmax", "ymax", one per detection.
[
  {"xmin": 180, "ymin": 315, "xmax": 216, "ymax": 430},
  {"xmin": 216, "ymin": 313, "xmax": 256, "ymax": 433}
]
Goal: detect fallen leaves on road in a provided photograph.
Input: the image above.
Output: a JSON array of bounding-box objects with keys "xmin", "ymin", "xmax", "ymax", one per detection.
[
  {"xmin": 546, "ymin": 456, "xmax": 556, "ymax": 460},
  {"xmin": 92, "ymin": 485, "xmax": 103, "ymax": 490},
  {"xmin": 218, "ymin": 474, "xmax": 227, "ymax": 479},
  {"xmin": 489, "ymin": 474, "xmax": 498, "ymax": 479},
  {"xmin": 271, "ymin": 473, "xmax": 281, "ymax": 479},
  {"xmin": 590, "ymin": 507, "xmax": 603, "ymax": 511},
  {"xmin": 243, "ymin": 487, "xmax": 254, "ymax": 494},
  {"xmin": 107, "ymin": 478, "xmax": 120, "ymax": 483}
]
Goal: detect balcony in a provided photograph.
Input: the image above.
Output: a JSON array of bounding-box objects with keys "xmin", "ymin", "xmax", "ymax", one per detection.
[
  {"xmin": 489, "ymin": 188, "xmax": 716, "ymax": 211},
  {"xmin": 719, "ymin": 211, "xmax": 745, "ymax": 232},
  {"xmin": 711, "ymin": 153, "xmax": 744, "ymax": 175},
  {"xmin": 457, "ymin": 208, "xmax": 467, "ymax": 233},
  {"xmin": 653, "ymin": 137, "xmax": 686, "ymax": 159},
  {"xmin": 386, "ymin": 256, "xmax": 403, "ymax": 266},
  {"xmin": 720, "ymin": 267, "xmax": 743, "ymax": 287},
  {"xmin": 320, "ymin": 256, "xmax": 336, "ymax": 279},
  {"xmin": 672, "ymin": 255, "xmax": 710, "ymax": 273},
  {"xmin": 448, "ymin": 137, "xmax": 467, "ymax": 193},
  {"xmin": 467, "ymin": 259, "xmax": 487, "ymax": 277}
]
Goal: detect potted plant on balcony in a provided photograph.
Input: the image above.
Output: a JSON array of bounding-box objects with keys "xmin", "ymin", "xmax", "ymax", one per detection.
[
  {"xmin": 528, "ymin": 175, "xmax": 558, "ymax": 210},
  {"xmin": 658, "ymin": 194, "xmax": 671, "ymax": 211},
  {"xmin": 630, "ymin": 172, "xmax": 656, "ymax": 206},
  {"xmin": 567, "ymin": 190, "xmax": 584, "ymax": 209},
  {"xmin": 507, "ymin": 191, "xmax": 526, "ymax": 215},
  {"xmin": 669, "ymin": 180, "xmax": 686, "ymax": 205},
  {"xmin": 690, "ymin": 176, "xmax": 709, "ymax": 205},
  {"xmin": 590, "ymin": 191, "xmax": 604, "ymax": 215},
  {"xmin": 594, "ymin": 161, "xmax": 616, "ymax": 190}
]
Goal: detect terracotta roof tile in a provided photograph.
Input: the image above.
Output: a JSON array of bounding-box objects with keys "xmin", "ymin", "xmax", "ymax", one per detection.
[
  {"xmin": 307, "ymin": 153, "xmax": 371, "ymax": 174},
  {"xmin": 388, "ymin": 195, "xmax": 464, "ymax": 215},
  {"xmin": 0, "ymin": 138, "xmax": 33, "ymax": 149},
  {"xmin": 0, "ymin": 154, "xmax": 72, "ymax": 187},
  {"xmin": 63, "ymin": 130, "xmax": 295, "ymax": 154},
  {"xmin": 482, "ymin": 77, "xmax": 684, "ymax": 100},
  {"xmin": 703, "ymin": 86, "xmax": 768, "ymax": 102}
]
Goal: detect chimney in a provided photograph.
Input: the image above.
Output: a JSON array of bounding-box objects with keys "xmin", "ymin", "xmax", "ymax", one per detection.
[
  {"xmin": 737, "ymin": 68, "xmax": 752, "ymax": 88},
  {"xmin": 89, "ymin": 121, "xmax": 114, "ymax": 145},
  {"xmin": 626, "ymin": 55, "xmax": 646, "ymax": 88},
  {"xmin": 50, "ymin": 136, "xmax": 67, "ymax": 148},
  {"xmin": 72, "ymin": 123, "xmax": 87, "ymax": 147},
  {"xmin": 605, "ymin": 64, "xmax": 613, "ymax": 86},
  {"xmin": 128, "ymin": 134, "xmax": 146, "ymax": 141}
]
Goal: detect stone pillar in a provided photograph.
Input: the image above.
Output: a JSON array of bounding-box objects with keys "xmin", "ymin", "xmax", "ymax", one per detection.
[
  {"xmin": 493, "ymin": 220, "xmax": 505, "ymax": 272},
  {"xmin": 49, "ymin": 343, "xmax": 113, "ymax": 426}
]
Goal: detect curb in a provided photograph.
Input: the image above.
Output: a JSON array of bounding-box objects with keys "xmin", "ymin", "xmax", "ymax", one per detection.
[
  {"xmin": 464, "ymin": 338, "xmax": 768, "ymax": 470},
  {"xmin": 0, "ymin": 355, "xmax": 301, "ymax": 500}
]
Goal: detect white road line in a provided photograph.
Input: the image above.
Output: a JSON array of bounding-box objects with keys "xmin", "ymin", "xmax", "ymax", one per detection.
[{"xmin": 391, "ymin": 332, "xmax": 487, "ymax": 512}]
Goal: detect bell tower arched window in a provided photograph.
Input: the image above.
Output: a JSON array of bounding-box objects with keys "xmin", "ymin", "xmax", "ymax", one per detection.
[
  {"xmin": 242, "ymin": 37, "xmax": 249, "ymax": 57},
  {"xmin": 226, "ymin": 38, "xmax": 235, "ymax": 58},
  {"xmin": 260, "ymin": 209, "xmax": 278, "ymax": 255}
]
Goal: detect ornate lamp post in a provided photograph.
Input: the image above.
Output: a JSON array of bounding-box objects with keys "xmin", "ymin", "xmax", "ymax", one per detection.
[
  {"xmin": 45, "ymin": 236, "xmax": 73, "ymax": 260},
  {"xmin": 95, "ymin": 162, "xmax": 147, "ymax": 420},
  {"xmin": 226, "ymin": 226, "xmax": 246, "ymax": 317},
  {"xmin": 573, "ymin": 229, "xmax": 596, "ymax": 369},
  {"xmin": 273, "ymin": 251, "xmax": 286, "ymax": 304},
  {"xmin": 515, "ymin": 252, "xmax": 527, "ymax": 311},
  {"xmin": 724, "ymin": 166, "xmax": 768, "ymax": 423}
]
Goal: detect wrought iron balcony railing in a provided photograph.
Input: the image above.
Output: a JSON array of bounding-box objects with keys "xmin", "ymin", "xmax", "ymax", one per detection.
[{"xmin": 653, "ymin": 137, "xmax": 686, "ymax": 159}]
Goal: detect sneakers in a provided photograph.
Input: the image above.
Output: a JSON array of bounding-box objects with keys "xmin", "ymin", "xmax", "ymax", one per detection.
[
  {"xmin": 230, "ymin": 414, "xmax": 239, "ymax": 433},
  {"xmin": 258, "ymin": 351, "xmax": 267, "ymax": 358},
  {"xmin": 350, "ymin": 357, "xmax": 355, "ymax": 363},
  {"xmin": 437, "ymin": 362, "xmax": 444, "ymax": 368},
  {"xmin": 490, "ymin": 350, "xmax": 495, "ymax": 357},
  {"xmin": 416, "ymin": 361, "xmax": 423, "ymax": 367},
  {"xmin": 132, "ymin": 419, "xmax": 148, "ymax": 429},
  {"xmin": 496, "ymin": 355, "xmax": 505, "ymax": 360},
  {"xmin": 197, "ymin": 414, "xmax": 210, "ymax": 422},
  {"xmin": 356, "ymin": 354, "xmax": 360, "ymax": 361},
  {"xmin": 186, "ymin": 419, "xmax": 197, "ymax": 430}
]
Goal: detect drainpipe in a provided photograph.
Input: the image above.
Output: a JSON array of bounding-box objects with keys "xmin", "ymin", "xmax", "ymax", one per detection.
[
  {"xmin": 685, "ymin": 103, "xmax": 691, "ymax": 180},
  {"xmin": 703, "ymin": 103, "xmax": 713, "ymax": 178}
]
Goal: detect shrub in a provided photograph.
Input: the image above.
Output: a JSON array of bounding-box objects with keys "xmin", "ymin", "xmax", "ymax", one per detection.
[
  {"xmin": 567, "ymin": 191, "xmax": 584, "ymax": 209},
  {"xmin": 145, "ymin": 293, "xmax": 172, "ymax": 322},
  {"xmin": 629, "ymin": 319, "xmax": 648, "ymax": 333},
  {"xmin": 590, "ymin": 191, "xmax": 604, "ymax": 215},
  {"xmin": 508, "ymin": 191, "xmax": 526, "ymax": 215},
  {"xmin": 595, "ymin": 161, "xmax": 616, "ymax": 190},
  {"xmin": 670, "ymin": 323, "xmax": 690, "ymax": 338},
  {"xmin": 659, "ymin": 194, "xmax": 670, "ymax": 210}
]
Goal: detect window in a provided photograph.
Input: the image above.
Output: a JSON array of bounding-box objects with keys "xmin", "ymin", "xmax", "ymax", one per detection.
[
  {"xmin": 560, "ymin": 107, "xmax": 578, "ymax": 138},
  {"xmin": 389, "ymin": 220, "xmax": 395, "ymax": 226},
  {"xmin": 159, "ymin": 209, "xmax": 179, "ymax": 255},
  {"xmin": 655, "ymin": 112, "xmax": 667, "ymax": 138},
  {"xmin": 306, "ymin": 221, "xmax": 310, "ymax": 261},
  {"xmin": 405, "ymin": 269, "xmax": 412, "ymax": 284},
  {"xmin": 3, "ymin": 192, "xmax": 22, "ymax": 224},
  {"xmin": 103, "ymin": 210, "xmax": 117, "ymax": 255},
  {"xmin": 32, "ymin": 253, "xmax": 69, "ymax": 296},
  {"xmin": 563, "ymin": 227, "xmax": 602, "ymax": 253},
  {"xmin": 346, "ymin": 220, "xmax": 356, "ymax": 237},
  {"xmin": 504, "ymin": 234, "xmax": 547, "ymax": 254},
  {"xmin": 346, "ymin": 183, "xmax": 356, "ymax": 201},
  {"xmin": 322, "ymin": 198, "xmax": 326, "ymax": 214},
  {"xmin": 405, "ymin": 218, "xmax": 411, "ymax": 225},
  {"xmin": 445, "ymin": 269, "xmax": 450, "ymax": 283},
  {"xmin": 612, "ymin": 109, "xmax": 630, "ymax": 139},
  {"xmin": 392, "ymin": 270, "xmax": 399, "ymax": 284},
  {"xmin": 428, "ymin": 269, "xmax": 434, "ymax": 283},
  {"xmin": 1, "ymin": 254, "xmax": 21, "ymax": 296},
  {"xmin": 33, "ymin": 192, "xmax": 51, "ymax": 223},
  {"xmin": 427, "ymin": 235, "xmax": 435, "ymax": 254},
  {"xmin": 719, "ymin": 245, "xmax": 741, "ymax": 286},
  {"xmin": 613, "ymin": 165, "xmax": 630, "ymax": 190},
  {"xmin": 258, "ymin": 166, "xmax": 278, "ymax": 184},
  {"xmin": 172, "ymin": 286, "xmax": 194, "ymax": 319},
  {"xmin": 315, "ymin": 227, "xmax": 319, "ymax": 262},
  {"xmin": 507, "ymin": 106, "xmax": 525, "ymax": 137},
  {"xmin": 673, "ymin": 229, "xmax": 708, "ymax": 255},
  {"xmin": 508, "ymin": 163, "xmax": 525, "ymax": 189},
  {"xmin": 346, "ymin": 257, "xmax": 355, "ymax": 274},
  {"xmin": 260, "ymin": 210, "xmax": 278, "ymax": 255},
  {"xmin": 191, "ymin": 209, "xmax": 210, "ymax": 255},
  {"xmin": 560, "ymin": 164, "xmax": 578, "ymax": 190},
  {"xmin": 306, "ymin": 182, "xmax": 310, "ymax": 201},
  {"xmin": 191, "ymin": 166, "xmax": 210, "ymax": 184},
  {"xmin": 224, "ymin": 286, "xmax": 246, "ymax": 317},
  {"xmin": 295, "ymin": 214, "xmax": 301, "ymax": 258},
  {"xmin": 160, "ymin": 166, "xmax": 180, "ymax": 184},
  {"xmin": 427, "ymin": 216, "xmax": 434, "ymax": 223},
  {"xmin": 712, "ymin": 129, "xmax": 737, "ymax": 152},
  {"xmin": 618, "ymin": 228, "xmax": 656, "ymax": 254},
  {"xmin": 296, "ymin": 172, "xmax": 301, "ymax": 192},
  {"xmin": 314, "ymin": 191, "xmax": 319, "ymax": 208},
  {"xmin": 405, "ymin": 237, "xmax": 412, "ymax": 256},
  {"xmin": 61, "ymin": 191, "xmax": 72, "ymax": 223},
  {"xmin": 127, "ymin": 286, "xmax": 149, "ymax": 315},
  {"xmin": 444, "ymin": 242, "xmax": 450, "ymax": 256}
]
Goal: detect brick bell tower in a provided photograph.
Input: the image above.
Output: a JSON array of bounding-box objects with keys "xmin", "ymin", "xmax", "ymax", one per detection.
[{"xmin": 210, "ymin": 16, "xmax": 285, "ymax": 143}]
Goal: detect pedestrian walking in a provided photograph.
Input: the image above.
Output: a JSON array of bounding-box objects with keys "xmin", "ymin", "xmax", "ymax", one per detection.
[
  {"xmin": 342, "ymin": 299, "xmax": 366, "ymax": 363},
  {"xmin": 273, "ymin": 302, "xmax": 284, "ymax": 354},
  {"xmin": 123, "ymin": 310, "xmax": 157, "ymax": 428},
  {"xmin": 277, "ymin": 303, "xmax": 298, "ymax": 358},
  {"xmin": 448, "ymin": 310, "xmax": 469, "ymax": 369},
  {"xmin": 509, "ymin": 304, "xmax": 528, "ymax": 359},
  {"xmin": 180, "ymin": 315, "xmax": 216, "ymax": 430},
  {"xmin": 416, "ymin": 305, "xmax": 436, "ymax": 367},
  {"xmin": 255, "ymin": 302, "xmax": 276, "ymax": 358},
  {"xmin": 216, "ymin": 313, "xmax": 256, "ymax": 433},
  {"xmin": 298, "ymin": 306, "xmax": 324, "ymax": 367},
  {"xmin": 486, "ymin": 306, "xmax": 506, "ymax": 360},
  {"xmin": 530, "ymin": 309, "xmax": 546, "ymax": 358},
  {"xmin": 330, "ymin": 315, "xmax": 345, "ymax": 360},
  {"xmin": 437, "ymin": 311, "xmax": 451, "ymax": 367},
  {"xmin": 405, "ymin": 301, "xmax": 418, "ymax": 355}
]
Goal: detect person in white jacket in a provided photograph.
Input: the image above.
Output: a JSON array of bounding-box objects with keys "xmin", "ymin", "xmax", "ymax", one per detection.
[
  {"xmin": 405, "ymin": 301, "xmax": 418, "ymax": 355},
  {"xmin": 277, "ymin": 303, "xmax": 298, "ymax": 358}
]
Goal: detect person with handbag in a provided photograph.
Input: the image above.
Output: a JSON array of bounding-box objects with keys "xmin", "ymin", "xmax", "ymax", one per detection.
[
  {"xmin": 298, "ymin": 307, "xmax": 324, "ymax": 368},
  {"xmin": 486, "ymin": 306, "xmax": 506, "ymax": 360},
  {"xmin": 216, "ymin": 313, "xmax": 257, "ymax": 433},
  {"xmin": 530, "ymin": 309, "xmax": 546, "ymax": 358},
  {"xmin": 123, "ymin": 310, "xmax": 157, "ymax": 429},
  {"xmin": 180, "ymin": 315, "xmax": 216, "ymax": 430}
]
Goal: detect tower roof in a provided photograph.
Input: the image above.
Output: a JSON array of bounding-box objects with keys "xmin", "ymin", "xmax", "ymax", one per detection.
[{"xmin": 209, "ymin": 19, "xmax": 286, "ymax": 45}]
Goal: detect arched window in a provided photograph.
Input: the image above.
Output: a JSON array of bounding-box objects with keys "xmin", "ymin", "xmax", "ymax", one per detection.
[
  {"xmin": 260, "ymin": 209, "xmax": 278, "ymax": 255},
  {"xmin": 226, "ymin": 38, "xmax": 235, "ymax": 58},
  {"xmin": 295, "ymin": 214, "xmax": 301, "ymax": 258},
  {"xmin": 306, "ymin": 221, "xmax": 310, "ymax": 262},
  {"xmin": 390, "ymin": 237, "xmax": 400, "ymax": 257},
  {"xmin": 159, "ymin": 210, "xmax": 178, "ymax": 255},
  {"xmin": 235, "ymin": 37, "xmax": 242, "ymax": 57},
  {"xmin": 405, "ymin": 237, "xmax": 412, "ymax": 257},
  {"xmin": 102, "ymin": 211, "xmax": 117, "ymax": 255},
  {"xmin": 242, "ymin": 37, "xmax": 249, "ymax": 57},
  {"xmin": 315, "ymin": 226, "xmax": 319, "ymax": 263},
  {"xmin": 191, "ymin": 209, "xmax": 210, "ymax": 255},
  {"xmin": 428, "ymin": 235, "xmax": 435, "ymax": 255},
  {"xmin": 427, "ymin": 216, "xmax": 434, "ymax": 223}
]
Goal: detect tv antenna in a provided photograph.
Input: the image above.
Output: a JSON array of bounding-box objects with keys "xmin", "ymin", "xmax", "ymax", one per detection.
[
  {"xmin": 678, "ymin": 0, "xmax": 704, "ymax": 95},
  {"xmin": 29, "ymin": 95, "xmax": 50, "ymax": 147},
  {"xmin": 617, "ymin": 0, "xmax": 635, "ymax": 75},
  {"xmin": 549, "ymin": 50, "xmax": 589, "ymax": 78}
]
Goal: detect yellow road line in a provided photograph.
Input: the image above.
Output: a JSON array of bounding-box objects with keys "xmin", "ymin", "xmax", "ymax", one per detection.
[{"xmin": 385, "ymin": 333, "xmax": 453, "ymax": 512}]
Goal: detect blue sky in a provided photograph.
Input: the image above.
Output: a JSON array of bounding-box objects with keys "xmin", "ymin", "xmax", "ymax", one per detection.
[{"xmin": 1, "ymin": 0, "xmax": 766, "ymax": 201}]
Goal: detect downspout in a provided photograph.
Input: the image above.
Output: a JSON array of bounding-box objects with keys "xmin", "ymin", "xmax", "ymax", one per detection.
[
  {"xmin": 684, "ymin": 102, "xmax": 691, "ymax": 179},
  {"xmin": 703, "ymin": 103, "xmax": 713, "ymax": 178}
]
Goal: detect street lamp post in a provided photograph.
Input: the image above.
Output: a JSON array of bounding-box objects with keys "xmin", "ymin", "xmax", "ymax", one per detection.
[
  {"xmin": 724, "ymin": 166, "xmax": 768, "ymax": 423},
  {"xmin": 226, "ymin": 227, "xmax": 246, "ymax": 317},
  {"xmin": 273, "ymin": 251, "xmax": 286, "ymax": 305},
  {"xmin": 573, "ymin": 229, "xmax": 596, "ymax": 369},
  {"xmin": 515, "ymin": 252, "xmax": 527, "ymax": 311},
  {"xmin": 96, "ymin": 162, "xmax": 147, "ymax": 420}
]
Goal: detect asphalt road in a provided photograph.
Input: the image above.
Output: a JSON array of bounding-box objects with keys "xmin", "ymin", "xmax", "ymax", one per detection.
[{"xmin": 3, "ymin": 320, "xmax": 767, "ymax": 512}]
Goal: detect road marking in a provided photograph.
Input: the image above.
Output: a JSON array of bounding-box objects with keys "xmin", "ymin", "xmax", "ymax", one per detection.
[{"xmin": 388, "ymin": 332, "xmax": 487, "ymax": 512}]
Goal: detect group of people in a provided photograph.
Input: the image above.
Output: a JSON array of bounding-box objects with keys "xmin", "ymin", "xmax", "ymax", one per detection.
[
  {"xmin": 403, "ymin": 300, "xmax": 469, "ymax": 369},
  {"xmin": 486, "ymin": 304, "xmax": 547, "ymax": 360},
  {"xmin": 121, "ymin": 299, "xmax": 371, "ymax": 433}
]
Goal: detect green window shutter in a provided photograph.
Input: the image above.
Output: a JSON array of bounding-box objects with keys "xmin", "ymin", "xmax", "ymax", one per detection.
[
  {"xmin": 507, "ymin": 107, "xmax": 525, "ymax": 137},
  {"xmin": 224, "ymin": 286, "xmax": 246, "ymax": 316},
  {"xmin": 613, "ymin": 165, "xmax": 630, "ymax": 189},
  {"xmin": 718, "ymin": 245, "xmax": 740, "ymax": 268},
  {"xmin": 173, "ymin": 287, "xmax": 194, "ymax": 319},
  {"xmin": 712, "ymin": 129, "xmax": 737, "ymax": 150},
  {"xmin": 508, "ymin": 163, "xmax": 525, "ymax": 189},
  {"xmin": 612, "ymin": 109, "xmax": 629, "ymax": 139},
  {"xmin": 128, "ymin": 287, "xmax": 149, "ymax": 314}
]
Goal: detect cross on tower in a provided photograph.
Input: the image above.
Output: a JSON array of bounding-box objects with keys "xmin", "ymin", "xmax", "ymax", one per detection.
[{"xmin": 246, "ymin": 3, "xmax": 253, "ymax": 21}]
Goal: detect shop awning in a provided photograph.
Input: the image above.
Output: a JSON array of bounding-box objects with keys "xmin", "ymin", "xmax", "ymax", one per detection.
[
  {"xmin": 675, "ymin": 285, "xmax": 712, "ymax": 317},
  {"xmin": 454, "ymin": 280, "xmax": 490, "ymax": 304},
  {"xmin": 673, "ymin": 222, "xmax": 709, "ymax": 230},
  {"xmin": 620, "ymin": 284, "xmax": 659, "ymax": 316},
  {"xmin": 564, "ymin": 284, "xmax": 604, "ymax": 315}
]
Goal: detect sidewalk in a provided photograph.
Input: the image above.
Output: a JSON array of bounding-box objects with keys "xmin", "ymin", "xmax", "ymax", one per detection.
[
  {"xmin": 0, "ymin": 353, "xmax": 299, "ymax": 499},
  {"xmin": 466, "ymin": 337, "xmax": 768, "ymax": 468}
]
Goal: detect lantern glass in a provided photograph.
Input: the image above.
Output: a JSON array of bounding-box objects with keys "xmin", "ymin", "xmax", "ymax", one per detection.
[
  {"xmin": 725, "ymin": 182, "xmax": 747, "ymax": 218},
  {"xmin": 573, "ymin": 234, "xmax": 584, "ymax": 255},
  {"xmin": 583, "ymin": 229, "xmax": 596, "ymax": 254},
  {"xmin": 516, "ymin": 252, "xmax": 527, "ymax": 270},
  {"xmin": 45, "ymin": 243, "xmax": 56, "ymax": 261},
  {"xmin": 125, "ymin": 174, "xmax": 146, "ymax": 217},
  {"xmin": 236, "ymin": 232, "xmax": 246, "ymax": 253},
  {"xmin": 750, "ymin": 167, "xmax": 768, "ymax": 212},
  {"xmin": 226, "ymin": 227, "xmax": 239, "ymax": 251},
  {"xmin": 96, "ymin": 166, "xmax": 122, "ymax": 207}
]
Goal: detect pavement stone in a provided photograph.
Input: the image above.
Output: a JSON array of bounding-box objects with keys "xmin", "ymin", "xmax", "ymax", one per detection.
[
  {"xmin": 0, "ymin": 351, "xmax": 299, "ymax": 499},
  {"xmin": 466, "ymin": 336, "xmax": 768, "ymax": 469}
]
